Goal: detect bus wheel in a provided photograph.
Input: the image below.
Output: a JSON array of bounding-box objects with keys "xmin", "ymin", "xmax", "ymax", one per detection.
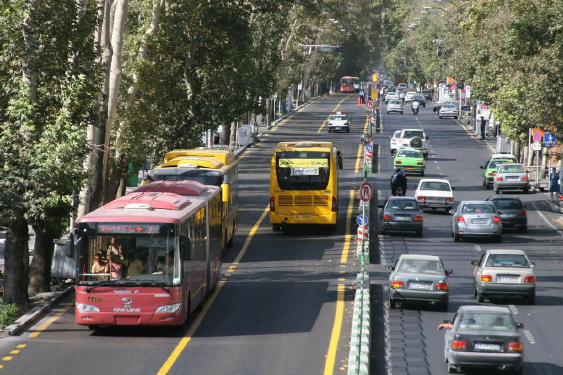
[
  {"xmin": 88, "ymin": 325, "xmax": 100, "ymax": 331},
  {"xmin": 328, "ymin": 224, "xmax": 337, "ymax": 232},
  {"xmin": 226, "ymin": 232, "xmax": 234, "ymax": 248},
  {"xmin": 272, "ymin": 225, "xmax": 282, "ymax": 232}
]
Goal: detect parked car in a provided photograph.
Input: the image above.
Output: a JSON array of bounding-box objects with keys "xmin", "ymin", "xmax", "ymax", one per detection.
[
  {"xmin": 443, "ymin": 305, "xmax": 525, "ymax": 373},
  {"xmin": 471, "ymin": 249, "xmax": 536, "ymax": 304},
  {"xmin": 450, "ymin": 201, "xmax": 502, "ymax": 242},
  {"xmin": 486, "ymin": 196, "xmax": 527, "ymax": 232},
  {"xmin": 394, "ymin": 148, "xmax": 425, "ymax": 175},
  {"xmin": 493, "ymin": 163, "xmax": 530, "ymax": 194},
  {"xmin": 390, "ymin": 130, "xmax": 402, "ymax": 154},
  {"xmin": 386, "ymin": 254, "xmax": 451, "ymax": 310},
  {"xmin": 387, "ymin": 99, "xmax": 404, "ymax": 114},
  {"xmin": 327, "ymin": 111, "xmax": 350, "ymax": 133},
  {"xmin": 379, "ymin": 197, "xmax": 423, "ymax": 236},
  {"xmin": 415, "ymin": 179, "xmax": 454, "ymax": 213},
  {"xmin": 439, "ymin": 103, "xmax": 459, "ymax": 119}
]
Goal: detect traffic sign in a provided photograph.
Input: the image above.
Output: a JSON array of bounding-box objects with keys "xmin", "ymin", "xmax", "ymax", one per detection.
[
  {"xmin": 356, "ymin": 215, "xmax": 369, "ymax": 226},
  {"xmin": 359, "ymin": 181, "xmax": 373, "ymax": 202},
  {"xmin": 365, "ymin": 143, "xmax": 373, "ymax": 152},
  {"xmin": 370, "ymin": 116, "xmax": 376, "ymax": 125},
  {"xmin": 544, "ymin": 132, "xmax": 557, "ymax": 147},
  {"xmin": 533, "ymin": 142, "xmax": 542, "ymax": 151},
  {"xmin": 533, "ymin": 130, "xmax": 542, "ymax": 143},
  {"xmin": 366, "ymin": 99, "xmax": 374, "ymax": 109}
]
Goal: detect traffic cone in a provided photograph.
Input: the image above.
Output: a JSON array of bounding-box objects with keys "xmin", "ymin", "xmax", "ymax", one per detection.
[{"xmin": 357, "ymin": 97, "xmax": 361, "ymax": 105}]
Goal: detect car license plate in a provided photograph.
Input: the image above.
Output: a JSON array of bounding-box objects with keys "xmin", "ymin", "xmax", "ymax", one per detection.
[
  {"xmin": 506, "ymin": 176, "xmax": 519, "ymax": 180},
  {"xmin": 294, "ymin": 214, "xmax": 312, "ymax": 220},
  {"xmin": 497, "ymin": 276, "xmax": 520, "ymax": 282},
  {"xmin": 474, "ymin": 343, "xmax": 500, "ymax": 351},
  {"xmin": 428, "ymin": 203, "xmax": 442, "ymax": 207},
  {"xmin": 472, "ymin": 219, "xmax": 487, "ymax": 224},
  {"xmin": 408, "ymin": 283, "xmax": 430, "ymax": 289},
  {"xmin": 394, "ymin": 216, "xmax": 411, "ymax": 221},
  {"xmin": 502, "ymin": 214, "xmax": 516, "ymax": 218}
]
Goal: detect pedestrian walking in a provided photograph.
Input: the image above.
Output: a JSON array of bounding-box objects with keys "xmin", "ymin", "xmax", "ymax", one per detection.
[
  {"xmin": 359, "ymin": 88, "xmax": 365, "ymax": 104},
  {"xmin": 550, "ymin": 167, "xmax": 560, "ymax": 200},
  {"xmin": 480, "ymin": 115, "xmax": 487, "ymax": 140}
]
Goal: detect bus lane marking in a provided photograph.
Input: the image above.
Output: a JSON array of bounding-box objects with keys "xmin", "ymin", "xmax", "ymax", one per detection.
[
  {"xmin": 317, "ymin": 95, "xmax": 351, "ymax": 133},
  {"xmin": 323, "ymin": 284, "xmax": 345, "ymax": 375},
  {"xmin": 28, "ymin": 301, "xmax": 74, "ymax": 339},
  {"xmin": 156, "ymin": 206, "xmax": 269, "ymax": 375}
]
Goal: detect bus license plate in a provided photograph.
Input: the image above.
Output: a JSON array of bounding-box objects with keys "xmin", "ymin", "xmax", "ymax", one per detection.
[
  {"xmin": 294, "ymin": 214, "xmax": 312, "ymax": 220},
  {"xmin": 474, "ymin": 343, "xmax": 500, "ymax": 351}
]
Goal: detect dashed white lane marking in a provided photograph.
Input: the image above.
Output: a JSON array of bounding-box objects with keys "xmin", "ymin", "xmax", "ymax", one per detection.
[
  {"xmin": 523, "ymin": 329, "xmax": 536, "ymax": 344},
  {"xmin": 436, "ymin": 166, "xmax": 440, "ymax": 170},
  {"xmin": 508, "ymin": 305, "xmax": 518, "ymax": 315},
  {"xmin": 433, "ymin": 161, "xmax": 438, "ymax": 164},
  {"xmin": 530, "ymin": 202, "xmax": 563, "ymax": 238},
  {"xmin": 474, "ymin": 244, "xmax": 482, "ymax": 252}
]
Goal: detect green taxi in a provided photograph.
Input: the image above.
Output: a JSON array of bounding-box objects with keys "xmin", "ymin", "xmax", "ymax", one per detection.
[
  {"xmin": 394, "ymin": 147, "xmax": 425, "ymax": 175},
  {"xmin": 480, "ymin": 158, "xmax": 515, "ymax": 188}
]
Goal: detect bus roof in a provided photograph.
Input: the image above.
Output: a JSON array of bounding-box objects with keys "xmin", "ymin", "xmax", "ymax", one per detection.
[
  {"xmin": 159, "ymin": 156, "xmax": 224, "ymax": 170},
  {"xmin": 164, "ymin": 148, "xmax": 236, "ymax": 165},
  {"xmin": 77, "ymin": 192, "xmax": 205, "ymax": 224},
  {"xmin": 275, "ymin": 141, "xmax": 334, "ymax": 151},
  {"xmin": 133, "ymin": 180, "xmax": 220, "ymax": 199}
]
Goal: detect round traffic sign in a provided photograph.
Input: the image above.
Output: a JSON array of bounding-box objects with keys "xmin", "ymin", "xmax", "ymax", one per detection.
[
  {"xmin": 356, "ymin": 215, "xmax": 369, "ymax": 226},
  {"xmin": 366, "ymin": 99, "xmax": 374, "ymax": 109},
  {"xmin": 359, "ymin": 181, "xmax": 373, "ymax": 202},
  {"xmin": 365, "ymin": 143, "xmax": 373, "ymax": 152},
  {"xmin": 533, "ymin": 130, "xmax": 542, "ymax": 143}
]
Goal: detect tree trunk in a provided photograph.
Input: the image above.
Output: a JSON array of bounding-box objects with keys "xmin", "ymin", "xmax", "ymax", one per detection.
[
  {"xmin": 28, "ymin": 228, "xmax": 55, "ymax": 296},
  {"xmin": 230, "ymin": 121, "xmax": 237, "ymax": 145},
  {"xmin": 220, "ymin": 123, "xmax": 231, "ymax": 145},
  {"xmin": 4, "ymin": 218, "xmax": 30, "ymax": 310}
]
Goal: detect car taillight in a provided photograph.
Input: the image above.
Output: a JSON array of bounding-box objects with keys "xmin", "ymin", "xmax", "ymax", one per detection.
[
  {"xmin": 416, "ymin": 196, "xmax": 426, "ymax": 201},
  {"xmin": 395, "ymin": 161, "xmax": 402, "ymax": 164},
  {"xmin": 270, "ymin": 197, "xmax": 275, "ymax": 212},
  {"xmin": 436, "ymin": 283, "xmax": 448, "ymax": 290},
  {"xmin": 481, "ymin": 275, "xmax": 492, "ymax": 282},
  {"xmin": 445, "ymin": 197, "xmax": 454, "ymax": 202},
  {"xmin": 497, "ymin": 176, "xmax": 503, "ymax": 181},
  {"xmin": 417, "ymin": 162, "xmax": 424, "ymax": 165},
  {"xmin": 382, "ymin": 214, "xmax": 391, "ymax": 221},
  {"xmin": 524, "ymin": 276, "xmax": 535, "ymax": 283},
  {"xmin": 452, "ymin": 340, "xmax": 466, "ymax": 350},
  {"xmin": 488, "ymin": 172, "xmax": 496, "ymax": 176},
  {"xmin": 414, "ymin": 215, "xmax": 423, "ymax": 221},
  {"xmin": 457, "ymin": 216, "xmax": 465, "ymax": 222},
  {"xmin": 508, "ymin": 342, "xmax": 523, "ymax": 352},
  {"xmin": 392, "ymin": 280, "xmax": 404, "ymax": 288},
  {"xmin": 332, "ymin": 197, "xmax": 337, "ymax": 212},
  {"xmin": 522, "ymin": 176, "xmax": 529, "ymax": 181},
  {"xmin": 520, "ymin": 210, "xmax": 527, "ymax": 217},
  {"xmin": 493, "ymin": 216, "xmax": 501, "ymax": 223},
  {"xmin": 392, "ymin": 138, "xmax": 396, "ymax": 141}
]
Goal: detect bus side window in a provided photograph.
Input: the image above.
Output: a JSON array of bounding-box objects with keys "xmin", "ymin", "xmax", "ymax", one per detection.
[{"xmin": 180, "ymin": 235, "xmax": 191, "ymax": 260}]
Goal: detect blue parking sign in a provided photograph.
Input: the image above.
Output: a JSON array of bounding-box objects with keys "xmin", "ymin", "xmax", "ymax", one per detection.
[
  {"xmin": 365, "ymin": 143, "xmax": 373, "ymax": 152},
  {"xmin": 356, "ymin": 215, "xmax": 368, "ymax": 226},
  {"xmin": 544, "ymin": 133, "xmax": 557, "ymax": 147}
]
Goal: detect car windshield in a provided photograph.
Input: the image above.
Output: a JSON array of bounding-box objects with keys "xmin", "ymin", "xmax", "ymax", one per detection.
[
  {"xmin": 387, "ymin": 199, "xmax": 419, "ymax": 210},
  {"xmin": 458, "ymin": 313, "xmax": 515, "ymax": 331},
  {"xmin": 492, "ymin": 199, "xmax": 523, "ymax": 210},
  {"xmin": 398, "ymin": 259, "xmax": 443, "ymax": 274},
  {"xmin": 276, "ymin": 151, "xmax": 330, "ymax": 190},
  {"xmin": 389, "ymin": 100, "xmax": 402, "ymax": 105},
  {"xmin": 489, "ymin": 160, "xmax": 514, "ymax": 169},
  {"xmin": 420, "ymin": 182, "xmax": 450, "ymax": 191},
  {"xmin": 331, "ymin": 115, "xmax": 347, "ymax": 121},
  {"xmin": 498, "ymin": 164, "xmax": 525, "ymax": 173},
  {"xmin": 403, "ymin": 130, "xmax": 423, "ymax": 138},
  {"xmin": 485, "ymin": 254, "xmax": 529, "ymax": 268},
  {"xmin": 398, "ymin": 150, "xmax": 421, "ymax": 158},
  {"xmin": 414, "ymin": 95, "xmax": 424, "ymax": 100},
  {"xmin": 462, "ymin": 204, "xmax": 495, "ymax": 213}
]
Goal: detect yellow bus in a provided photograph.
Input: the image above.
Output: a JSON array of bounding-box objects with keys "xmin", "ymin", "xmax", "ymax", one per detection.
[
  {"xmin": 270, "ymin": 142, "xmax": 343, "ymax": 231},
  {"xmin": 144, "ymin": 148, "xmax": 238, "ymax": 248}
]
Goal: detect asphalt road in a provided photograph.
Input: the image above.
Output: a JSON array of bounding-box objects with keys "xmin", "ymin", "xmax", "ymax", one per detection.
[
  {"xmin": 370, "ymin": 101, "xmax": 563, "ymax": 375},
  {"xmin": 0, "ymin": 94, "xmax": 371, "ymax": 375}
]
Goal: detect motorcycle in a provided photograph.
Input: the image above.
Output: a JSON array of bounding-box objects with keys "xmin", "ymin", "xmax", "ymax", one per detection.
[
  {"xmin": 395, "ymin": 186, "xmax": 405, "ymax": 196},
  {"xmin": 412, "ymin": 106, "xmax": 419, "ymax": 116}
]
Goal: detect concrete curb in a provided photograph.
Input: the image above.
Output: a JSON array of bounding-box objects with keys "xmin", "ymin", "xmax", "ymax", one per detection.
[{"xmin": 0, "ymin": 286, "xmax": 74, "ymax": 337}]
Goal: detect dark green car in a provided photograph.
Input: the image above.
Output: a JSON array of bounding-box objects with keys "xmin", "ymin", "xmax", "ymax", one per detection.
[
  {"xmin": 480, "ymin": 158, "xmax": 515, "ymax": 189},
  {"xmin": 394, "ymin": 147, "xmax": 425, "ymax": 175}
]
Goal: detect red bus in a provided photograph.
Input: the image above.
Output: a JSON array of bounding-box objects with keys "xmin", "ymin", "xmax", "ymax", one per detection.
[
  {"xmin": 340, "ymin": 76, "xmax": 360, "ymax": 93},
  {"xmin": 75, "ymin": 187, "xmax": 222, "ymax": 329}
]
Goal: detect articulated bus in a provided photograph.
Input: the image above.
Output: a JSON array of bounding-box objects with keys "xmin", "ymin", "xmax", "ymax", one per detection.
[
  {"xmin": 75, "ymin": 190, "xmax": 222, "ymax": 328},
  {"xmin": 269, "ymin": 142, "xmax": 343, "ymax": 231},
  {"xmin": 340, "ymin": 76, "xmax": 360, "ymax": 93},
  {"xmin": 144, "ymin": 148, "xmax": 238, "ymax": 248}
]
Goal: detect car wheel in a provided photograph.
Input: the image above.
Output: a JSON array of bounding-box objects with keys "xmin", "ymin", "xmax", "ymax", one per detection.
[
  {"xmin": 387, "ymin": 111, "xmax": 389, "ymax": 114},
  {"xmin": 482, "ymin": 178, "xmax": 486, "ymax": 187},
  {"xmin": 420, "ymin": 170, "xmax": 425, "ymax": 177},
  {"xmin": 494, "ymin": 235, "xmax": 502, "ymax": 243},
  {"xmin": 347, "ymin": 128, "xmax": 350, "ymax": 133},
  {"xmin": 486, "ymin": 183, "xmax": 492, "ymax": 190},
  {"xmin": 523, "ymin": 187, "xmax": 529, "ymax": 194},
  {"xmin": 439, "ymin": 115, "xmax": 442, "ymax": 119},
  {"xmin": 454, "ymin": 233, "xmax": 461, "ymax": 242},
  {"xmin": 528, "ymin": 293, "xmax": 535, "ymax": 305},
  {"xmin": 495, "ymin": 187, "xmax": 500, "ymax": 194},
  {"xmin": 477, "ymin": 293, "xmax": 485, "ymax": 303},
  {"xmin": 454, "ymin": 116, "xmax": 459, "ymax": 119},
  {"xmin": 389, "ymin": 299, "xmax": 396, "ymax": 309},
  {"xmin": 401, "ymin": 111, "xmax": 403, "ymax": 114},
  {"xmin": 444, "ymin": 208, "xmax": 450, "ymax": 214}
]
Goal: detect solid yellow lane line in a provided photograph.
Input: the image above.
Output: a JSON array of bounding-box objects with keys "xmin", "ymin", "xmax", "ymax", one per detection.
[
  {"xmin": 323, "ymin": 284, "xmax": 346, "ymax": 375},
  {"xmin": 340, "ymin": 190, "xmax": 355, "ymax": 264},
  {"xmin": 28, "ymin": 301, "xmax": 74, "ymax": 338},
  {"xmin": 354, "ymin": 116, "xmax": 369, "ymax": 173},
  {"xmin": 317, "ymin": 95, "xmax": 351, "ymax": 133},
  {"xmin": 156, "ymin": 206, "xmax": 269, "ymax": 375}
]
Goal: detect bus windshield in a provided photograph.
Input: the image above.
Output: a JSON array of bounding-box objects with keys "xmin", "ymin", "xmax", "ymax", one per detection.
[
  {"xmin": 78, "ymin": 222, "xmax": 181, "ymax": 287},
  {"xmin": 276, "ymin": 151, "xmax": 331, "ymax": 190},
  {"xmin": 150, "ymin": 168, "xmax": 222, "ymax": 186},
  {"xmin": 341, "ymin": 77, "xmax": 354, "ymax": 86}
]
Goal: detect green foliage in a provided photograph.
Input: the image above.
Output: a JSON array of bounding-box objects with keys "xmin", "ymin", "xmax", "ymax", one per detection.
[{"xmin": 0, "ymin": 303, "xmax": 20, "ymax": 329}]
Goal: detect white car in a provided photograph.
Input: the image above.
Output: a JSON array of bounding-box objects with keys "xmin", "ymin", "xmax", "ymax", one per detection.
[
  {"xmin": 414, "ymin": 179, "xmax": 455, "ymax": 213},
  {"xmin": 489, "ymin": 153, "xmax": 517, "ymax": 164},
  {"xmin": 385, "ymin": 92, "xmax": 400, "ymax": 103},
  {"xmin": 397, "ymin": 83, "xmax": 407, "ymax": 90},
  {"xmin": 327, "ymin": 111, "xmax": 350, "ymax": 133},
  {"xmin": 390, "ymin": 130, "xmax": 402, "ymax": 154},
  {"xmin": 439, "ymin": 103, "xmax": 459, "ymax": 119},
  {"xmin": 404, "ymin": 91, "xmax": 418, "ymax": 103},
  {"xmin": 397, "ymin": 128, "xmax": 429, "ymax": 159},
  {"xmin": 387, "ymin": 100, "xmax": 403, "ymax": 114}
]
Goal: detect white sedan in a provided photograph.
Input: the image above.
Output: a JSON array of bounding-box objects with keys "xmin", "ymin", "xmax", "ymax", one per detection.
[
  {"xmin": 390, "ymin": 130, "xmax": 402, "ymax": 154},
  {"xmin": 414, "ymin": 179, "xmax": 455, "ymax": 213}
]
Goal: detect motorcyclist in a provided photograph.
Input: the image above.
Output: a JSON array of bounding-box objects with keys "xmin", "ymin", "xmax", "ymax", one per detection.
[
  {"xmin": 390, "ymin": 168, "xmax": 408, "ymax": 196},
  {"xmin": 411, "ymin": 99, "xmax": 420, "ymax": 115}
]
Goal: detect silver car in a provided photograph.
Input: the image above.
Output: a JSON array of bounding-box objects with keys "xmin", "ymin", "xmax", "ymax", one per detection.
[
  {"xmin": 386, "ymin": 254, "xmax": 451, "ymax": 310},
  {"xmin": 439, "ymin": 103, "xmax": 459, "ymax": 119},
  {"xmin": 471, "ymin": 249, "xmax": 536, "ymax": 304},
  {"xmin": 443, "ymin": 305, "xmax": 524, "ymax": 373},
  {"xmin": 386, "ymin": 99, "xmax": 403, "ymax": 114},
  {"xmin": 493, "ymin": 163, "xmax": 530, "ymax": 194},
  {"xmin": 450, "ymin": 201, "xmax": 502, "ymax": 242}
]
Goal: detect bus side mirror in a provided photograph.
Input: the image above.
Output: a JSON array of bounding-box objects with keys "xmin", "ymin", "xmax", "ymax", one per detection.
[
  {"xmin": 337, "ymin": 151, "xmax": 344, "ymax": 169},
  {"xmin": 180, "ymin": 236, "xmax": 191, "ymax": 260},
  {"xmin": 221, "ymin": 183, "xmax": 230, "ymax": 203}
]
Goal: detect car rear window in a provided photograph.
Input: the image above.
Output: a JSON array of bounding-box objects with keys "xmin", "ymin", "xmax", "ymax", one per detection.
[
  {"xmin": 331, "ymin": 115, "xmax": 347, "ymax": 120},
  {"xmin": 485, "ymin": 254, "xmax": 529, "ymax": 268},
  {"xmin": 442, "ymin": 104, "xmax": 456, "ymax": 109},
  {"xmin": 492, "ymin": 199, "xmax": 523, "ymax": 210},
  {"xmin": 403, "ymin": 130, "xmax": 423, "ymax": 138},
  {"xmin": 387, "ymin": 199, "xmax": 419, "ymax": 210},
  {"xmin": 461, "ymin": 204, "xmax": 495, "ymax": 213},
  {"xmin": 489, "ymin": 159, "xmax": 514, "ymax": 169},
  {"xmin": 420, "ymin": 182, "xmax": 450, "ymax": 191},
  {"xmin": 398, "ymin": 259, "xmax": 443, "ymax": 274},
  {"xmin": 398, "ymin": 150, "xmax": 422, "ymax": 158},
  {"xmin": 498, "ymin": 165, "xmax": 525, "ymax": 173},
  {"xmin": 458, "ymin": 313, "xmax": 515, "ymax": 331}
]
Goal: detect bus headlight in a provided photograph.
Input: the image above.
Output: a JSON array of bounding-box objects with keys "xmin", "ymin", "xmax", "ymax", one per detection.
[
  {"xmin": 76, "ymin": 303, "xmax": 100, "ymax": 313},
  {"xmin": 155, "ymin": 303, "xmax": 181, "ymax": 313}
]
